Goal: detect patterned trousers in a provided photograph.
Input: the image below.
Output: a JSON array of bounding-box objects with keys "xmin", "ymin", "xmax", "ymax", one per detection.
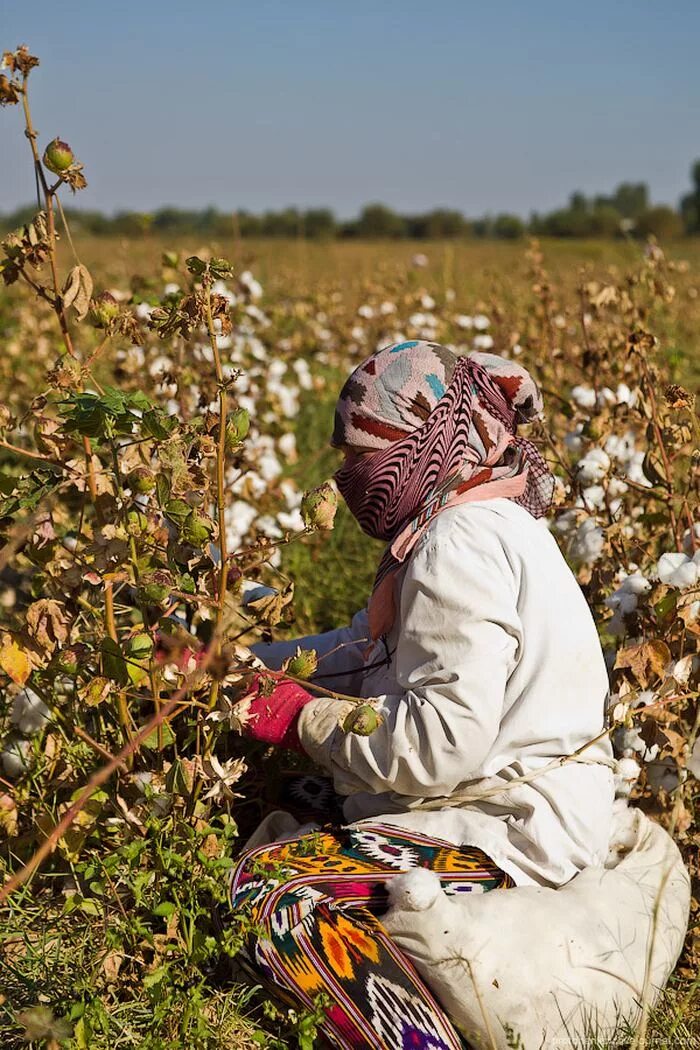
[{"xmin": 229, "ymin": 820, "xmax": 513, "ymax": 1049}]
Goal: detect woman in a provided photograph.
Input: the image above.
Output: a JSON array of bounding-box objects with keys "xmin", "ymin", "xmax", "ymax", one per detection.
[{"xmin": 229, "ymin": 341, "xmax": 614, "ymax": 1049}]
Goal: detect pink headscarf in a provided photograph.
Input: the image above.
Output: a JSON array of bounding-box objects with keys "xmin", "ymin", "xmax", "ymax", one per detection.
[{"xmin": 333, "ymin": 341, "xmax": 554, "ymax": 639}]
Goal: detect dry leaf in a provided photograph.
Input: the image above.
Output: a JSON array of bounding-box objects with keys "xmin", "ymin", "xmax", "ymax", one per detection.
[
  {"xmin": 0, "ymin": 634, "xmax": 31, "ymax": 685},
  {"xmin": 614, "ymin": 639, "xmax": 671, "ymax": 687},
  {"xmin": 62, "ymin": 264, "xmax": 93, "ymax": 320},
  {"xmin": 26, "ymin": 599, "xmax": 69, "ymax": 654}
]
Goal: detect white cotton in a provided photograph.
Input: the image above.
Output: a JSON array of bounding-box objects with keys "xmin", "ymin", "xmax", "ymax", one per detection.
[
  {"xmin": 256, "ymin": 515, "xmax": 283, "ymax": 539},
  {"xmin": 455, "ymin": 314, "xmax": 474, "ymax": 329},
  {"xmin": 596, "ymin": 387, "xmax": 617, "ymax": 408},
  {"xmin": 277, "ymin": 508, "xmax": 305, "ymax": 532},
  {"xmin": 1, "ymin": 736, "xmax": 31, "ymax": 776},
  {"xmin": 292, "ymin": 359, "xmax": 313, "ymax": 390},
  {"xmin": 357, "ymin": 304, "xmax": 374, "ymax": 319},
  {"xmin": 564, "ymin": 424, "xmax": 585, "ymax": 454},
  {"xmin": 279, "ymin": 478, "xmax": 302, "ymax": 509},
  {"xmin": 387, "ymin": 868, "xmax": 442, "ymax": 911},
  {"xmin": 579, "ymin": 484, "xmax": 606, "ymax": 510},
  {"xmin": 420, "ymin": 294, "xmax": 436, "ymax": 310},
  {"xmin": 277, "ymin": 432, "xmax": 297, "ymax": 460},
  {"xmin": 412, "ymin": 253, "xmax": 428, "ymax": 267},
  {"xmin": 472, "ymin": 314, "xmax": 490, "ymax": 330},
  {"xmin": 571, "ymin": 385, "xmax": 596, "ymax": 410},
  {"xmin": 351, "ymin": 325, "xmax": 365, "ymax": 341},
  {"xmin": 239, "ymin": 270, "xmax": 263, "ymax": 300},
  {"xmin": 11, "ymin": 689, "xmax": 51, "ymax": 734},
  {"xmin": 551, "ymin": 509, "xmax": 579, "ymax": 535},
  {"xmin": 472, "ymin": 333, "xmax": 494, "ymax": 350},
  {"xmin": 380, "ymin": 301, "xmax": 397, "ymax": 315},
  {"xmin": 576, "ymin": 448, "xmax": 611, "ymax": 483},
  {"xmin": 656, "ymin": 552, "xmax": 700, "ymax": 589},
  {"xmin": 613, "ymin": 756, "xmax": 641, "ymax": 798},
  {"xmin": 569, "ymin": 518, "xmax": 605, "ymax": 565}
]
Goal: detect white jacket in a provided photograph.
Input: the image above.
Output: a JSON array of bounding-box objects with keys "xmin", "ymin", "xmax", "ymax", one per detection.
[{"xmin": 253, "ymin": 498, "xmax": 615, "ymax": 887}]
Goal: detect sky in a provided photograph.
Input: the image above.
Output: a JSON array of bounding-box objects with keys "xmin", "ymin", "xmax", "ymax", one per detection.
[{"xmin": 1, "ymin": 0, "xmax": 699, "ymax": 219}]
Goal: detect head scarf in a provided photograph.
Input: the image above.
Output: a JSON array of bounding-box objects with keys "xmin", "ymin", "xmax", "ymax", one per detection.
[{"xmin": 332, "ymin": 340, "xmax": 554, "ymax": 639}]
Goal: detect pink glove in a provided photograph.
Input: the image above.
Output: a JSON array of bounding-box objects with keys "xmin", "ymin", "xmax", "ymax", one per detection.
[{"xmin": 243, "ymin": 675, "xmax": 315, "ymax": 752}]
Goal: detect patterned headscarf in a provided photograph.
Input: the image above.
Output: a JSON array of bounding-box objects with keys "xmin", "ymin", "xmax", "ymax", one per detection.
[{"xmin": 332, "ymin": 340, "xmax": 554, "ymax": 639}]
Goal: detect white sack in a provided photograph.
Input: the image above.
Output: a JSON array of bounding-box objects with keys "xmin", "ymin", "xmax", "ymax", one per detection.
[{"xmin": 382, "ymin": 803, "xmax": 690, "ymax": 1049}]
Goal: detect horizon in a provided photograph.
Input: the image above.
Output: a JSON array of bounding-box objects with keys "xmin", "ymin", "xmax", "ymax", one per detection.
[{"xmin": 1, "ymin": 1, "xmax": 699, "ymax": 219}]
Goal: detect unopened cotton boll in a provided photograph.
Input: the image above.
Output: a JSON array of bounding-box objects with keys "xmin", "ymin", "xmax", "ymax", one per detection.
[{"xmin": 11, "ymin": 688, "xmax": 51, "ymax": 734}]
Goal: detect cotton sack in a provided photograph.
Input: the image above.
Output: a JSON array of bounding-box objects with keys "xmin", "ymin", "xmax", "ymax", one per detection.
[{"xmin": 382, "ymin": 803, "xmax": 690, "ymax": 1049}]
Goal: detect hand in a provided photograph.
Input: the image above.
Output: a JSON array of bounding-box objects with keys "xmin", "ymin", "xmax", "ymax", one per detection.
[{"xmin": 242, "ymin": 674, "xmax": 315, "ymax": 752}]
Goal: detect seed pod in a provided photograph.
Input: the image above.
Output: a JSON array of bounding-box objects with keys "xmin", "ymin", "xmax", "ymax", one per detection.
[
  {"xmin": 127, "ymin": 467, "xmax": 156, "ymax": 494},
  {"xmin": 342, "ymin": 704, "xmax": 381, "ymax": 736},
  {"xmin": 181, "ymin": 512, "xmax": 212, "ymax": 547},
  {"xmin": 43, "ymin": 137, "xmax": 75, "ymax": 174},
  {"xmin": 89, "ymin": 291, "xmax": 120, "ymax": 328},
  {"xmin": 285, "ymin": 647, "xmax": 318, "ymax": 680},
  {"xmin": 301, "ymin": 482, "xmax": 338, "ymax": 531},
  {"xmin": 225, "ymin": 408, "xmax": 250, "ymax": 451}
]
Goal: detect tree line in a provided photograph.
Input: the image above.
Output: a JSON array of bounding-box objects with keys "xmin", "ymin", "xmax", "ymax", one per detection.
[{"xmin": 3, "ymin": 162, "xmax": 700, "ymax": 241}]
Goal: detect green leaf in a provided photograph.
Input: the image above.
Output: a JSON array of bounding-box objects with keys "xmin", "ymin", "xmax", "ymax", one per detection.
[
  {"xmin": 164, "ymin": 498, "xmax": 191, "ymax": 528},
  {"xmin": 100, "ymin": 636, "xmax": 128, "ymax": 686},
  {"xmin": 141, "ymin": 721, "xmax": 175, "ymax": 750}
]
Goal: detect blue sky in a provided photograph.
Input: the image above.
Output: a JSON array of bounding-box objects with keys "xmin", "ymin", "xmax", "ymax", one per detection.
[{"xmin": 1, "ymin": 0, "xmax": 698, "ymax": 217}]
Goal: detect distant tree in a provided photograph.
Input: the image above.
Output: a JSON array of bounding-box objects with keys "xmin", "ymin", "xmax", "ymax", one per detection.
[
  {"xmin": 588, "ymin": 205, "xmax": 622, "ymax": 238},
  {"xmin": 680, "ymin": 160, "xmax": 700, "ymax": 234},
  {"xmin": 355, "ymin": 203, "xmax": 407, "ymax": 239},
  {"xmin": 636, "ymin": 206, "xmax": 683, "ymax": 240},
  {"xmin": 492, "ymin": 213, "xmax": 525, "ymax": 239},
  {"xmin": 260, "ymin": 208, "xmax": 302, "ymax": 237},
  {"xmin": 303, "ymin": 208, "xmax": 337, "ymax": 239},
  {"xmin": 594, "ymin": 182, "xmax": 648, "ymax": 220}
]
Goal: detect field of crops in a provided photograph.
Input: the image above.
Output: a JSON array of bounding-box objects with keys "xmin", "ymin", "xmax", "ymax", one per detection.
[{"xmin": 1, "ymin": 46, "xmax": 700, "ymax": 1050}]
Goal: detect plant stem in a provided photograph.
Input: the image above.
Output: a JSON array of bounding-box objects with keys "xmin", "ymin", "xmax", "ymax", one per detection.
[{"xmin": 204, "ymin": 280, "xmax": 229, "ymax": 711}]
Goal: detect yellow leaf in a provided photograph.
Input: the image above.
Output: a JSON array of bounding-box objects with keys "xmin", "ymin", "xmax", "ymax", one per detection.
[{"xmin": 0, "ymin": 634, "xmax": 31, "ymax": 685}]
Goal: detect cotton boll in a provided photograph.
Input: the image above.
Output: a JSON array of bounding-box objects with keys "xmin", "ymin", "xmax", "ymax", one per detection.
[
  {"xmin": 256, "ymin": 515, "xmax": 283, "ymax": 539},
  {"xmin": 277, "ymin": 508, "xmax": 305, "ymax": 532},
  {"xmin": 351, "ymin": 325, "xmax": 365, "ymax": 341},
  {"xmin": 279, "ymin": 478, "xmax": 302, "ymax": 509},
  {"xmin": 656, "ymin": 552, "xmax": 699, "ymax": 589},
  {"xmin": 646, "ymin": 758, "xmax": 681, "ymax": 795},
  {"xmin": 1, "ymin": 735, "xmax": 31, "ymax": 776},
  {"xmin": 613, "ymin": 756, "xmax": 641, "ymax": 799},
  {"xmin": 564, "ymin": 424, "xmax": 585, "ymax": 454},
  {"xmin": 472, "ymin": 314, "xmax": 490, "ymax": 330},
  {"xmin": 455, "ymin": 315, "xmax": 474, "ymax": 329},
  {"xmin": 412, "ymin": 253, "xmax": 429, "ymax": 267},
  {"xmin": 614, "ymin": 726, "xmax": 659, "ymax": 762},
  {"xmin": 292, "ymin": 359, "xmax": 313, "ymax": 390},
  {"xmin": 472, "ymin": 334, "xmax": 494, "ymax": 350},
  {"xmin": 551, "ymin": 509, "xmax": 579, "ymax": 535},
  {"xmin": 239, "ymin": 270, "xmax": 263, "ymax": 300},
  {"xmin": 420, "ymin": 294, "xmax": 436, "ymax": 310},
  {"xmin": 596, "ymin": 387, "xmax": 617, "ymax": 409},
  {"xmin": 11, "ymin": 688, "xmax": 51, "ymax": 734},
  {"xmin": 579, "ymin": 485, "xmax": 606, "ymax": 510},
  {"xmin": 571, "ymin": 385, "xmax": 597, "ymax": 410},
  {"xmin": 134, "ymin": 302, "xmax": 153, "ymax": 320},
  {"xmin": 278, "ymin": 432, "xmax": 297, "ymax": 461},
  {"xmin": 576, "ymin": 448, "xmax": 611, "ymax": 483},
  {"xmin": 357, "ymin": 304, "xmax": 375, "ymax": 319},
  {"xmin": 569, "ymin": 518, "xmax": 605, "ymax": 565},
  {"xmin": 615, "ymin": 383, "xmax": 637, "ymax": 407},
  {"xmin": 379, "ymin": 301, "xmax": 397, "ymax": 315}
]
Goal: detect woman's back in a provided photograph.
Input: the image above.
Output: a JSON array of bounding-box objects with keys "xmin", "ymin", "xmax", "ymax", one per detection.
[{"xmin": 301, "ymin": 498, "xmax": 615, "ymax": 886}]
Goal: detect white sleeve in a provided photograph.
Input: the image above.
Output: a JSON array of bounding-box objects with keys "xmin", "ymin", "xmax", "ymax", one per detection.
[
  {"xmin": 297, "ymin": 523, "xmax": 522, "ymax": 798},
  {"xmin": 251, "ymin": 607, "xmax": 372, "ymax": 696}
]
